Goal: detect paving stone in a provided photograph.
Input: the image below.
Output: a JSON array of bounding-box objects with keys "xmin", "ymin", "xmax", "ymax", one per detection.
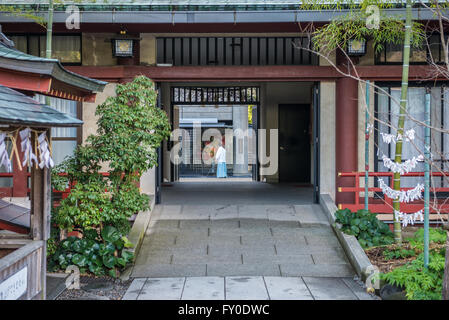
[
  {"xmin": 273, "ymin": 236, "xmax": 308, "ymax": 246},
  {"xmin": 264, "ymin": 276, "xmax": 313, "ymax": 300},
  {"xmin": 302, "ymin": 277, "xmax": 358, "ymax": 300},
  {"xmin": 122, "ymin": 278, "xmax": 147, "ymax": 300},
  {"xmin": 211, "ymin": 205, "xmax": 239, "ymax": 219},
  {"xmin": 181, "ymin": 277, "xmax": 225, "ymax": 300},
  {"xmin": 210, "ymin": 226, "xmax": 272, "ymax": 237},
  {"xmin": 210, "ymin": 219, "xmax": 240, "ymax": 229},
  {"xmin": 264, "ymin": 205, "xmax": 296, "ymax": 215},
  {"xmin": 142, "ymin": 245, "xmax": 207, "ymax": 255},
  {"xmin": 207, "ymin": 263, "xmax": 281, "ymax": 277},
  {"xmin": 243, "ymin": 254, "xmax": 313, "ymax": 265},
  {"xmin": 238, "ymin": 206, "xmax": 269, "ymax": 219},
  {"xmin": 268, "ymin": 212, "xmax": 300, "ymax": 222},
  {"xmin": 151, "ymin": 219, "xmax": 180, "ymax": 229},
  {"xmin": 294, "ymin": 205, "xmax": 329, "ymax": 226},
  {"xmin": 225, "ymin": 276, "xmax": 269, "ymax": 300},
  {"xmin": 240, "ymin": 235, "xmax": 276, "ymax": 246},
  {"xmin": 239, "ymin": 218, "xmax": 270, "ymax": 228},
  {"xmin": 175, "ymin": 233, "xmax": 210, "ymax": 244},
  {"xmin": 138, "ymin": 277, "xmax": 185, "ymax": 300},
  {"xmin": 312, "ymin": 253, "xmax": 350, "ymax": 265},
  {"xmin": 275, "ymin": 244, "xmax": 344, "ymax": 255},
  {"xmin": 172, "ymin": 253, "xmax": 242, "ymax": 265},
  {"xmin": 268, "ymin": 220, "xmax": 301, "ymax": 228},
  {"xmin": 305, "ymin": 235, "xmax": 339, "ymax": 246},
  {"xmin": 270, "ymin": 226, "xmax": 333, "ymax": 237},
  {"xmin": 132, "ymin": 264, "xmax": 207, "ymax": 278},
  {"xmin": 179, "ymin": 220, "xmax": 211, "ymax": 229},
  {"xmin": 161, "ymin": 205, "xmax": 182, "ymax": 216},
  {"xmin": 279, "ymin": 264, "xmax": 355, "ymax": 278},
  {"xmin": 341, "ymin": 278, "xmax": 376, "ymax": 300},
  {"xmin": 143, "ymin": 253, "xmax": 173, "ymax": 265},
  {"xmin": 207, "ymin": 236, "xmax": 241, "ymax": 246}
]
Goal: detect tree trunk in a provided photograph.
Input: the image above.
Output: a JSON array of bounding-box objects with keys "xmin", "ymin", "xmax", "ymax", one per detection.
[{"xmin": 392, "ymin": 0, "xmax": 413, "ymax": 244}]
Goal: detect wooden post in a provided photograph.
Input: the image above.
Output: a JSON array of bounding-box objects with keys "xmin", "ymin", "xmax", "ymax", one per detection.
[{"xmin": 29, "ymin": 128, "xmax": 51, "ymax": 300}]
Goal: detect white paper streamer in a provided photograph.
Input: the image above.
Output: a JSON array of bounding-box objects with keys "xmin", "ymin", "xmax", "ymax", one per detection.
[
  {"xmin": 380, "ymin": 129, "xmax": 416, "ymax": 144},
  {"xmin": 378, "ymin": 178, "xmax": 424, "ymax": 203},
  {"xmin": 0, "ymin": 133, "xmax": 11, "ymax": 172},
  {"xmin": 37, "ymin": 132, "xmax": 54, "ymax": 169},
  {"xmin": 394, "ymin": 209, "xmax": 424, "ymax": 227},
  {"xmin": 382, "ymin": 154, "xmax": 424, "ymax": 174},
  {"xmin": 19, "ymin": 128, "xmax": 38, "ymax": 167}
]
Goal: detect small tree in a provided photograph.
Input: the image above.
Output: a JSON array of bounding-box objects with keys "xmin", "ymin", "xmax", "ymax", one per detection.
[{"xmin": 53, "ymin": 75, "xmax": 171, "ymax": 234}]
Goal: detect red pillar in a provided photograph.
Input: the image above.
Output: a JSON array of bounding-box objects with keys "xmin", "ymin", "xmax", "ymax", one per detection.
[{"xmin": 336, "ymin": 76, "xmax": 358, "ymax": 205}]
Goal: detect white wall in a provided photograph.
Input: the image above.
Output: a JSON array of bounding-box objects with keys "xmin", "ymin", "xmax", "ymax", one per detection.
[{"xmin": 319, "ymin": 81, "xmax": 336, "ymax": 200}]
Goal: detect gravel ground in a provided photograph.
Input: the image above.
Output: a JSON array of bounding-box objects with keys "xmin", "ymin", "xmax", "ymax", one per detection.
[{"xmin": 57, "ymin": 275, "xmax": 132, "ymax": 300}]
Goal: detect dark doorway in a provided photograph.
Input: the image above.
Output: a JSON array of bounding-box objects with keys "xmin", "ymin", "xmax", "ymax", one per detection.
[{"xmin": 279, "ymin": 104, "xmax": 311, "ymax": 183}]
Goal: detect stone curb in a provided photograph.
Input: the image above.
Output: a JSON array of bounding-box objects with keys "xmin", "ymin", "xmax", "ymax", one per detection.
[
  {"xmin": 120, "ymin": 195, "xmax": 155, "ymax": 281},
  {"xmin": 126, "ymin": 195, "xmax": 155, "ymax": 262},
  {"xmin": 319, "ymin": 194, "xmax": 374, "ymax": 281}
]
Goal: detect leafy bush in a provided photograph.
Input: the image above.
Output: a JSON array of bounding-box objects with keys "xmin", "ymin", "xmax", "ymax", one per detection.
[
  {"xmin": 48, "ymin": 226, "xmax": 134, "ymax": 278},
  {"xmin": 381, "ymin": 252, "xmax": 445, "ymax": 300},
  {"xmin": 407, "ymin": 227, "xmax": 447, "ymax": 251},
  {"xmin": 335, "ymin": 208, "xmax": 394, "ymax": 248},
  {"xmin": 53, "ymin": 76, "xmax": 170, "ymax": 235},
  {"xmin": 383, "ymin": 248, "xmax": 416, "ymax": 260},
  {"xmin": 49, "ymin": 76, "xmax": 171, "ymax": 277}
]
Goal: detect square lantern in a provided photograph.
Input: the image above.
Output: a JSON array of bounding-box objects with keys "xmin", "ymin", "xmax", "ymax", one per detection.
[
  {"xmin": 113, "ymin": 39, "xmax": 134, "ymax": 57},
  {"xmin": 347, "ymin": 39, "xmax": 367, "ymax": 56}
]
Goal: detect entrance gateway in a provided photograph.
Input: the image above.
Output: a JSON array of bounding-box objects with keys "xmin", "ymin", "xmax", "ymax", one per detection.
[{"xmin": 155, "ymin": 83, "xmax": 321, "ymax": 204}]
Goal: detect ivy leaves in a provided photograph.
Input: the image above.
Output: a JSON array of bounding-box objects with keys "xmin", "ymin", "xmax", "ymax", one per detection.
[
  {"xmin": 49, "ymin": 228, "xmax": 135, "ymax": 278},
  {"xmin": 335, "ymin": 208, "xmax": 394, "ymax": 248}
]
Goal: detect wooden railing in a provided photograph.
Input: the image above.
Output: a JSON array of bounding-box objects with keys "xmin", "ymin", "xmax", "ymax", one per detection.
[
  {"xmin": 338, "ymin": 171, "xmax": 449, "ymax": 222},
  {"xmin": 0, "ymin": 240, "xmax": 44, "ymax": 300}
]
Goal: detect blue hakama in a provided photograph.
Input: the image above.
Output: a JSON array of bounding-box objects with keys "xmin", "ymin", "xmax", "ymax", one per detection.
[{"xmin": 216, "ymin": 162, "xmax": 227, "ymax": 178}]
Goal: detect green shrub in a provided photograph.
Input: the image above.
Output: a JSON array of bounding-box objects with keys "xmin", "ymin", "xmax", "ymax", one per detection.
[
  {"xmin": 48, "ymin": 226, "xmax": 134, "ymax": 278},
  {"xmin": 382, "ymin": 248, "xmax": 416, "ymax": 260},
  {"xmin": 407, "ymin": 227, "xmax": 447, "ymax": 251},
  {"xmin": 381, "ymin": 252, "xmax": 445, "ymax": 300},
  {"xmin": 335, "ymin": 208, "xmax": 394, "ymax": 248}
]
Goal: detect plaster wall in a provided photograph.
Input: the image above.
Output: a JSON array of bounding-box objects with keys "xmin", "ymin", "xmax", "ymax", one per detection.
[{"xmin": 319, "ymin": 81, "xmax": 336, "ymax": 201}]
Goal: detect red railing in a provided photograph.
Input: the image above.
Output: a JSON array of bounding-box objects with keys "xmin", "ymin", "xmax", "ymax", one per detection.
[
  {"xmin": 0, "ymin": 172, "xmax": 111, "ymax": 202},
  {"xmin": 338, "ymin": 171, "xmax": 449, "ymax": 221}
]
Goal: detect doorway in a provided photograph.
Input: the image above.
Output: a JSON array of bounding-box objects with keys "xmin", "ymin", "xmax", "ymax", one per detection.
[{"xmin": 278, "ymin": 104, "xmax": 311, "ymax": 183}]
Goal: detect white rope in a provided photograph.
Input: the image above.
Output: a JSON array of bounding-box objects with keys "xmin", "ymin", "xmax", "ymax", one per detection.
[
  {"xmin": 380, "ymin": 128, "xmax": 416, "ymax": 144},
  {"xmin": 394, "ymin": 209, "xmax": 424, "ymax": 227},
  {"xmin": 381, "ymin": 154, "xmax": 424, "ymax": 175},
  {"xmin": 0, "ymin": 133, "xmax": 11, "ymax": 172},
  {"xmin": 37, "ymin": 132, "xmax": 54, "ymax": 169},
  {"xmin": 19, "ymin": 128, "xmax": 38, "ymax": 167},
  {"xmin": 378, "ymin": 178, "xmax": 424, "ymax": 203}
]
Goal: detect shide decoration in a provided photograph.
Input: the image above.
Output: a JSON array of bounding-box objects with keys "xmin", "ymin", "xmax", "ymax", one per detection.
[
  {"xmin": 0, "ymin": 127, "xmax": 54, "ymax": 172},
  {"xmin": 379, "ymin": 128, "xmax": 425, "ymax": 227}
]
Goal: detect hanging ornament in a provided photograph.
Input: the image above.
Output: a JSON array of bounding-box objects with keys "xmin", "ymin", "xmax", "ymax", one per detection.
[
  {"xmin": 380, "ymin": 129, "xmax": 416, "ymax": 144},
  {"xmin": 394, "ymin": 209, "xmax": 424, "ymax": 227},
  {"xmin": 0, "ymin": 133, "xmax": 11, "ymax": 172},
  {"xmin": 382, "ymin": 154, "xmax": 424, "ymax": 175},
  {"xmin": 378, "ymin": 178, "xmax": 424, "ymax": 203},
  {"xmin": 19, "ymin": 128, "xmax": 38, "ymax": 167},
  {"xmin": 37, "ymin": 132, "xmax": 54, "ymax": 169}
]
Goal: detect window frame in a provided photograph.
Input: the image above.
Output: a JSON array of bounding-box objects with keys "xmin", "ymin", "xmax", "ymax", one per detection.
[
  {"xmin": 374, "ymin": 81, "xmax": 449, "ymax": 197},
  {"xmin": 6, "ymin": 33, "xmax": 82, "ymax": 66},
  {"xmin": 375, "ymin": 34, "xmax": 449, "ymax": 65}
]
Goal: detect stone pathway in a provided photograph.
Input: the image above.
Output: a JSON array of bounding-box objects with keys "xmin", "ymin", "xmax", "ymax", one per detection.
[
  {"xmin": 131, "ymin": 204, "xmax": 353, "ymax": 278},
  {"xmin": 128, "ymin": 202, "xmax": 375, "ymax": 299},
  {"xmin": 123, "ymin": 276, "xmax": 375, "ymax": 300}
]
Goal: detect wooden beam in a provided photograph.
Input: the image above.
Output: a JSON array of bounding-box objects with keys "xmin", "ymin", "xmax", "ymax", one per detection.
[
  {"xmin": 66, "ymin": 64, "xmax": 447, "ymax": 82},
  {"xmin": 0, "ymin": 69, "xmax": 51, "ymax": 93}
]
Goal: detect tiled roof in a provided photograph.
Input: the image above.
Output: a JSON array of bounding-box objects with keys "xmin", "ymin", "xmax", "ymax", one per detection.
[{"xmin": 0, "ymin": 85, "xmax": 83, "ymax": 127}]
